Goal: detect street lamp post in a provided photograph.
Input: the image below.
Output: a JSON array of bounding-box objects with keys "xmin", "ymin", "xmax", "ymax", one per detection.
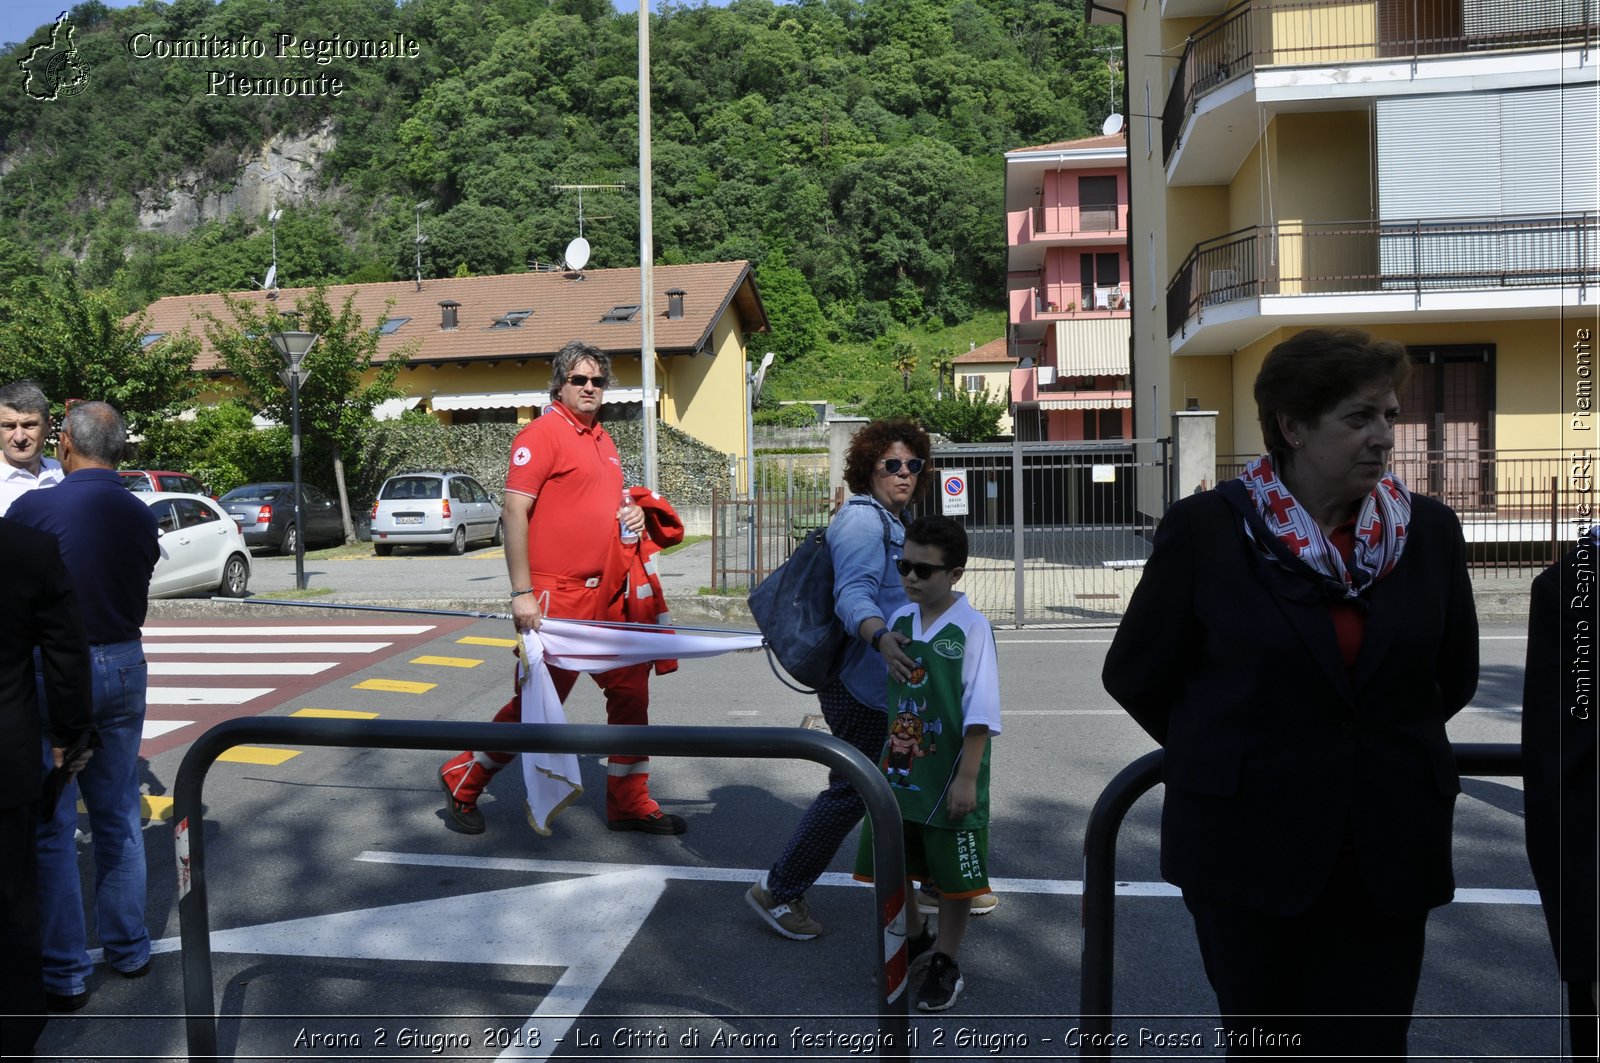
[{"xmin": 269, "ymin": 322, "xmax": 319, "ymax": 591}]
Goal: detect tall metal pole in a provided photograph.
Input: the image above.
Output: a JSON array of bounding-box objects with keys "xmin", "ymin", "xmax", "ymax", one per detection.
[
  {"xmin": 290, "ymin": 368, "xmax": 305, "ymax": 591},
  {"xmin": 638, "ymin": 0, "xmax": 658, "ymax": 487}
]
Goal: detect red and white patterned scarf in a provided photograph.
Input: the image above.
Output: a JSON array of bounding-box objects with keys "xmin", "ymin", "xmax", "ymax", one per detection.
[{"xmin": 1238, "ymin": 454, "xmax": 1411, "ymax": 598}]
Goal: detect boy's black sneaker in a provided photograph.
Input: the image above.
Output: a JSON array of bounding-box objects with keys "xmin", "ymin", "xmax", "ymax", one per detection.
[
  {"xmin": 915, "ymin": 953, "xmax": 964, "ymax": 1012},
  {"xmin": 907, "ymin": 927, "xmax": 937, "ymax": 971}
]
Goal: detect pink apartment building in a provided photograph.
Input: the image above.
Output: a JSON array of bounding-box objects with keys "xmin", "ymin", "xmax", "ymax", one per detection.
[{"xmin": 1005, "ymin": 134, "xmax": 1134, "ymax": 442}]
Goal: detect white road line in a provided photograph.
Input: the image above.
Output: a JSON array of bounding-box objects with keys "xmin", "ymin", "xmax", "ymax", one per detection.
[
  {"xmin": 149, "ymin": 661, "xmax": 338, "ymax": 676},
  {"xmin": 147, "ymin": 687, "xmax": 275, "ymax": 705},
  {"xmin": 142, "ymin": 720, "xmax": 192, "ymax": 739},
  {"xmin": 144, "ymin": 625, "xmax": 434, "ymax": 636},
  {"xmin": 142, "ymin": 642, "xmax": 392, "ymax": 654},
  {"xmin": 355, "ymin": 851, "xmax": 1540, "ymax": 905}
]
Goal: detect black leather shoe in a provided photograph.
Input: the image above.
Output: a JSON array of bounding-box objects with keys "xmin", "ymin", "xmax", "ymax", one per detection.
[
  {"xmin": 45, "ymin": 989, "xmax": 89, "ymax": 1013},
  {"xmin": 607, "ymin": 811, "xmax": 687, "ymax": 835},
  {"xmin": 117, "ymin": 961, "xmax": 151, "ymax": 979},
  {"xmin": 439, "ymin": 773, "xmax": 485, "ymax": 834}
]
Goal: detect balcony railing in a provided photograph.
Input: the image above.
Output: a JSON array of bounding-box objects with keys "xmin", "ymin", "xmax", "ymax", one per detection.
[
  {"xmin": 1025, "ymin": 204, "xmax": 1125, "ymax": 238},
  {"xmin": 1166, "ymin": 212, "xmax": 1600, "ymax": 338},
  {"xmin": 1163, "ymin": 0, "xmax": 1599, "ymax": 165}
]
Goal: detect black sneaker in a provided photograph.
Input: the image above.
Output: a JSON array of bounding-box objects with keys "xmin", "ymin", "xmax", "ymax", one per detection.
[
  {"xmin": 915, "ymin": 953, "xmax": 964, "ymax": 1012},
  {"xmin": 439, "ymin": 772, "xmax": 485, "ymax": 834}
]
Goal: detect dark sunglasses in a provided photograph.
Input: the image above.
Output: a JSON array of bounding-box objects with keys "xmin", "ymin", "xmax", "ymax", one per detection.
[
  {"xmin": 879, "ymin": 457, "xmax": 925, "ymax": 476},
  {"xmin": 566, "ymin": 374, "xmax": 609, "ymax": 388},
  {"xmin": 896, "ymin": 559, "xmax": 952, "ymax": 579}
]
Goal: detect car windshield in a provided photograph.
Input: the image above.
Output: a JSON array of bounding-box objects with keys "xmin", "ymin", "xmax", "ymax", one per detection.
[
  {"xmin": 221, "ymin": 486, "xmax": 283, "ymax": 503},
  {"xmin": 381, "ymin": 477, "xmax": 443, "ymax": 500},
  {"xmin": 120, "ymin": 473, "xmax": 151, "ymax": 491}
]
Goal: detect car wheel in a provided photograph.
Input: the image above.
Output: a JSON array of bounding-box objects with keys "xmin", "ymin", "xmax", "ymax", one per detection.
[
  {"xmin": 218, "ymin": 554, "xmax": 249, "ymax": 598},
  {"xmin": 448, "ymin": 525, "xmax": 468, "ymax": 555},
  {"xmin": 374, "ymin": 543, "xmax": 394, "ymax": 557},
  {"xmin": 279, "ymin": 523, "xmax": 298, "ymax": 557},
  {"xmin": 491, "ymin": 519, "xmax": 504, "ymax": 546}
]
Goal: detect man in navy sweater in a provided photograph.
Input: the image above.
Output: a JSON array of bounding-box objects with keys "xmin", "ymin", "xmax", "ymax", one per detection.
[{"xmin": 9, "ymin": 401, "xmax": 158, "ymax": 1012}]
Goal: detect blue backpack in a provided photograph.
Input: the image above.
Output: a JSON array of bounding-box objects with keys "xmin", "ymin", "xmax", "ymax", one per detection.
[{"xmin": 749, "ymin": 497, "xmax": 893, "ymax": 692}]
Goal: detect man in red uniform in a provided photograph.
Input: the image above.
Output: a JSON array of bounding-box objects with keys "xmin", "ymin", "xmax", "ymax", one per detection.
[{"xmin": 438, "ymin": 340, "xmax": 686, "ymax": 836}]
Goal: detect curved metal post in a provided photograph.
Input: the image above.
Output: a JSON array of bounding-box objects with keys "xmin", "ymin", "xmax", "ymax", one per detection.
[{"xmin": 173, "ymin": 718, "xmax": 908, "ymax": 1061}]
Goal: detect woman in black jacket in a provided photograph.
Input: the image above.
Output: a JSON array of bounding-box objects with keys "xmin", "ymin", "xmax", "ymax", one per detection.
[{"xmin": 1103, "ymin": 328, "xmax": 1479, "ymax": 1059}]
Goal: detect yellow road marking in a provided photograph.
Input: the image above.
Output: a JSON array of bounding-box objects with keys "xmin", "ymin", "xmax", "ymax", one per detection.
[
  {"xmin": 217, "ymin": 746, "xmax": 301, "ymax": 765},
  {"xmin": 353, "ymin": 678, "xmax": 436, "ymax": 694},
  {"xmin": 142, "ymin": 795, "xmax": 174, "ymax": 821},
  {"xmin": 458, "ymin": 636, "xmax": 518, "ymax": 648},
  {"xmin": 292, "ymin": 708, "xmax": 380, "ymax": 719},
  {"xmin": 411, "ymin": 655, "xmax": 483, "ymax": 668}
]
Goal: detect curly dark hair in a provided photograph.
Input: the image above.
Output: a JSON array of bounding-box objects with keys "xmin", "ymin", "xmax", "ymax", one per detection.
[
  {"xmin": 1256, "ymin": 328, "xmax": 1410, "ymax": 456},
  {"xmin": 842, "ymin": 418, "xmax": 933, "ymax": 503},
  {"xmin": 905, "ymin": 514, "xmax": 968, "ymax": 570}
]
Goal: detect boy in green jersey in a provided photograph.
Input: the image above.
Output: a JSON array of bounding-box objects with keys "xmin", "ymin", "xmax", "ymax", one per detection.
[{"xmin": 853, "ymin": 515, "xmax": 1001, "ymax": 1012}]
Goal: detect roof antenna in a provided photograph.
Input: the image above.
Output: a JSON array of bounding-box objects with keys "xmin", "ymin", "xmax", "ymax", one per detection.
[
  {"xmin": 552, "ymin": 183, "xmax": 624, "ymax": 275},
  {"xmin": 413, "ymin": 199, "xmax": 432, "ymax": 292}
]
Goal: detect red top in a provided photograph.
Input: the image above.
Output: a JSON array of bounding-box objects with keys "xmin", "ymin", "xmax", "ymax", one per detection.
[
  {"xmin": 1327, "ymin": 520, "xmax": 1366, "ymax": 671},
  {"xmin": 504, "ymin": 402, "xmax": 624, "ymax": 579}
]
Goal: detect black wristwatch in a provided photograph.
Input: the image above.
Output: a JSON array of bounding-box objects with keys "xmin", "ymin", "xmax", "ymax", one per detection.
[{"xmin": 869, "ymin": 628, "xmax": 887, "ymax": 651}]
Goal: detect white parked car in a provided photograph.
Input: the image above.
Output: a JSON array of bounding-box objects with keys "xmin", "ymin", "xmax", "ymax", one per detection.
[
  {"xmin": 140, "ymin": 492, "xmax": 252, "ymax": 598},
  {"xmin": 369, "ymin": 471, "xmax": 503, "ymax": 556}
]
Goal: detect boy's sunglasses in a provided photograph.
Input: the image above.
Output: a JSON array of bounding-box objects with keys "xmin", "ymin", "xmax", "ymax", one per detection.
[
  {"xmin": 895, "ymin": 559, "xmax": 952, "ymax": 579},
  {"xmin": 566, "ymin": 374, "xmax": 609, "ymax": 388},
  {"xmin": 878, "ymin": 457, "xmax": 925, "ymax": 475}
]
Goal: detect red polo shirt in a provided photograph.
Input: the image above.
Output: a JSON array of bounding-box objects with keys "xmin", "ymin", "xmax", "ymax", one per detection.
[{"xmin": 505, "ymin": 402, "xmax": 624, "ymax": 579}]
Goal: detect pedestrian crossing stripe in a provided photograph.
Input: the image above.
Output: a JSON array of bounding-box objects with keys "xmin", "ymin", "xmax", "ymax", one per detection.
[
  {"xmin": 457, "ymin": 636, "xmax": 518, "ymax": 648},
  {"xmin": 410, "ymin": 655, "xmax": 483, "ymax": 668},
  {"xmin": 216, "ymin": 746, "xmax": 301, "ymax": 765},
  {"xmin": 352, "ymin": 678, "xmax": 436, "ymax": 694},
  {"xmin": 291, "ymin": 708, "xmax": 380, "ymax": 719},
  {"xmin": 76, "ymin": 795, "xmax": 175, "ymax": 822}
]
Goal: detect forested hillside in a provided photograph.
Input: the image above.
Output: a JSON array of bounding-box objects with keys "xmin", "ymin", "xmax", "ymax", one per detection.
[{"xmin": 0, "ymin": 0, "xmax": 1118, "ymax": 395}]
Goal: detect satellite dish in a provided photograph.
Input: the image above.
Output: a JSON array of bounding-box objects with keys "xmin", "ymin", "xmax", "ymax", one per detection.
[
  {"xmin": 565, "ymin": 236, "xmax": 591, "ymax": 272},
  {"xmin": 1102, "ymin": 113, "xmax": 1125, "ymax": 136},
  {"xmin": 258, "ymin": 264, "xmax": 277, "ymax": 291}
]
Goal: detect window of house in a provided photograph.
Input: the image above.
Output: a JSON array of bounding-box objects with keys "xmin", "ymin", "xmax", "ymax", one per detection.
[
  {"xmin": 489, "ymin": 310, "xmax": 532, "ymax": 329},
  {"xmin": 1080, "ymin": 252, "xmax": 1121, "ymax": 308},
  {"xmin": 961, "ymin": 375, "xmax": 985, "ymax": 393},
  {"xmin": 1083, "ymin": 408, "xmax": 1125, "ymax": 441},
  {"xmin": 1078, "ymin": 176, "xmax": 1118, "ymax": 231},
  {"xmin": 601, "ymin": 305, "xmax": 640, "ymax": 323},
  {"xmin": 374, "ymin": 317, "xmax": 411, "ymax": 336},
  {"xmin": 1391, "ymin": 344, "xmax": 1494, "ymax": 511}
]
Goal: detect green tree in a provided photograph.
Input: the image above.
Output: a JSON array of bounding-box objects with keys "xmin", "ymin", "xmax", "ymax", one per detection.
[
  {"xmin": 926, "ymin": 388, "xmax": 1006, "ymax": 442},
  {"xmin": 203, "ymin": 286, "xmax": 416, "ymax": 542},
  {"xmin": 891, "ymin": 339, "xmax": 918, "ymax": 392},
  {"xmin": 754, "ymin": 249, "xmax": 827, "ymax": 361},
  {"xmin": 0, "ymin": 267, "xmax": 200, "ymax": 438}
]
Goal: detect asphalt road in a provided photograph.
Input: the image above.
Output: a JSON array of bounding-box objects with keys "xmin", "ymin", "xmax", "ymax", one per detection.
[{"xmin": 28, "ymin": 607, "xmax": 1565, "ymax": 1062}]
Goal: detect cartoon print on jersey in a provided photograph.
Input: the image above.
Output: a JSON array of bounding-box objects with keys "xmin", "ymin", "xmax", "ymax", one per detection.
[{"xmin": 881, "ymin": 689, "xmax": 941, "ymax": 789}]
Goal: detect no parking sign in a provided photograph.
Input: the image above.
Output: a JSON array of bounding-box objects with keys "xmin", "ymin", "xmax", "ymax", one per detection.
[{"xmin": 940, "ymin": 469, "xmax": 969, "ymax": 516}]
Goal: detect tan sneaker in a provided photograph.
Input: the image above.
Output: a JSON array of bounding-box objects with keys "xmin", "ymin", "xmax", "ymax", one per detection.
[
  {"xmin": 746, "ymin": 880, "xmax": 822, "ymax": 940},
  {"xmin": 916, "ymin": 884, "xmax": 998, "ymax": 915}
]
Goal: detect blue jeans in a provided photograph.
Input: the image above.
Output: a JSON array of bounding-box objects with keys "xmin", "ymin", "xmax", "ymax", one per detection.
[{"xmin": 37, "ymin": 639, "xmax": 150, "ymax": 994}]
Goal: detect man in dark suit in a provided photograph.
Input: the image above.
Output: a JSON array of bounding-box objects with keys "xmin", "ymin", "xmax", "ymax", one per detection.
[
  {"xmin": 1523, "ymin": 535, "xmax": 1599, "ymax": 1061},
  {"xmin": 0, "ymin": 517, "xmax": 93, "ymax": 1056}
]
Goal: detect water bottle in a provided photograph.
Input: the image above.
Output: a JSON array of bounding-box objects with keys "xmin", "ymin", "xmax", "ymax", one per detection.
[{"xmin": 619, "ymin": 488, "xmax": 639, "ymax": 544}]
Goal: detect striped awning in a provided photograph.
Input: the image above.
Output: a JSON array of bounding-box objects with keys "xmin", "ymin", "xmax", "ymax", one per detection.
[
  {"xmin": 429, "ymin": 388, "xmax": 657, "ymax": 411},
  {"xmin": 1055, "ymin": 317, "xmax": 1131, "ymax": 377},
  {"xmin": 1037, "ymin": 392, "xmax": 1133, "ymax": 411}
]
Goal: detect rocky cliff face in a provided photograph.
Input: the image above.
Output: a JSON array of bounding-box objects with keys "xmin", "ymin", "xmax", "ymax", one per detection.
[{"xmin": 133, "ymin": 121, "xmax": 337, "ymax": 235}]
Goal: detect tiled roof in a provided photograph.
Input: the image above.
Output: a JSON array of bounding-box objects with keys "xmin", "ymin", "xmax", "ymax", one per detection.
[
  {"xmin": 139, "ymin": 261, "xmax": 767, "ymax": 373},
  {"xmin": 953, "ymin": 336, "xmax": 1014, "ymax": 364},
  {"xmin": 1007, "ymin": 134, "xmax": 1126, "ymax": 154}
]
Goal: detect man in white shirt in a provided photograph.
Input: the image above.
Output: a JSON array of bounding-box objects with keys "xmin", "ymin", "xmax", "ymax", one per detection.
[{"xmin": 0, "ymin": 382, "xmax": 64, "ymax": 516}]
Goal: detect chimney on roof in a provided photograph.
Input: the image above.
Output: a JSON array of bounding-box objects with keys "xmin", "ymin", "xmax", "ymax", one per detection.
[
  {"xmin": 969, "ymin": 341, "xmax": 976, "ymax": 351},
  {"xmin": 666, "ymin": 288, "xmax": 685, "ymax": 320},
  {"xmin": 439, "ymin": 301, "xmax": 459, "ymax": 331}
]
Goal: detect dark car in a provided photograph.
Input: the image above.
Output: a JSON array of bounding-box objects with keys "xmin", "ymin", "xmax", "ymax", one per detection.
[
  {"xmin": 120, "ymin": 469, "xmax": 209, "ymax": 495},
  {"xmin": 219, "ymin": 482, "xmax": 345, "ymax": 555}
]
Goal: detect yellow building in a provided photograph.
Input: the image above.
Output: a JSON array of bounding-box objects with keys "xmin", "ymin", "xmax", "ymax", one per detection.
[
  {"xmin": 953, "ymin": 337, "xmax": 1019, "ymax": 436},
  {"xmin": 1091, "ymin": 0, "xmax": 1598, "ymax": 524},
  {"xmin": 140, "ymin": 261, "xmax": 770, "ymax": 481}
]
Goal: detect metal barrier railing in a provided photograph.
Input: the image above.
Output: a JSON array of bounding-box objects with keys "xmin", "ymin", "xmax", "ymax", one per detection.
[
  {"xmin": 1078, "ymin": 741, "xmax": 1523, "ymax": 1058},
  {"xmin": 173, "ymin": 718, "xmax": 911, "ymax": 1061}
]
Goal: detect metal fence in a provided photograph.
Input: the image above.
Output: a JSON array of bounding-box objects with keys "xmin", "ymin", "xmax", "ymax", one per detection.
[
  {"xmin": 717, "ymin": 440, "xmax": 1169, "ymax": 625},
  {"xmin": 1218, "ymin": 449, "xmax": 1586, "ymax": 574}
]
